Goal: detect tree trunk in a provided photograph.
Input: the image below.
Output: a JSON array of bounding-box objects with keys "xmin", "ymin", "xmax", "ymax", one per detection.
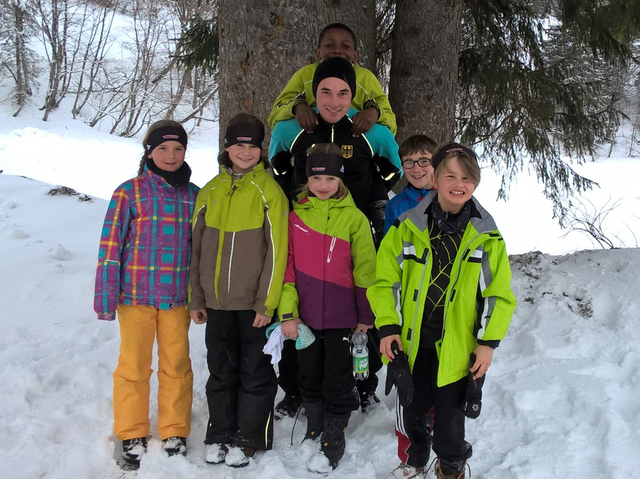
[
  {"xmin": 389, "ymin": 0, "xmax": 463, "ymax": 144},
  {"xmin": 218, "ymin": 0, "xmax": 375, "ymax": 148},
  {"xmin": 12, "ymin": 3, "xmax": 32, "ymax": 116}
]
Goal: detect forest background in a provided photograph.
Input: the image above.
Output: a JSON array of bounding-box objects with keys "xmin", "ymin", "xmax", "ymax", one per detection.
[{"xmin": 2, "ymin": 0, "xmax": 640, "ymax": 223}]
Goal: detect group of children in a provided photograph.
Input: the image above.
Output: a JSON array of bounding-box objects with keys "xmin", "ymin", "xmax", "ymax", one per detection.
[{"xmin": 94, "ymin": 22, "xmax": 516, "ymax": 479}]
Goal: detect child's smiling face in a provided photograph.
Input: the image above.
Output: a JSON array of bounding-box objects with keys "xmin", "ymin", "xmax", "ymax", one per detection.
[
  {"xmin": 401, "ymin": 150, "xmax": 434, "ymax": 190},
  {"xmin": 434, "ymin": 156, "xmax": 477, "ymax": 214},
  {"xmin": 316, "ymin": 28, "xmax": 358, "ymax": 63},
  {"xmin": 225, "ymin": 143, "xmax": 261, "ymax": 174},
  {"xmin": 308, "ymin": 175, "xmax": 340, "ymax": 200},
  {"xmin": 147, "ymin": 141, "xmax": 186, "ymax": 172}
]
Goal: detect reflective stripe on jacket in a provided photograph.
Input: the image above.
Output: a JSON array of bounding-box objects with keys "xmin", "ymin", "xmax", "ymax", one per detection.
[
  {"xmin": 189, "ymin": 163, "xmax": 288, "ymax": 316},
  {"xmin": 368, "ymin": 191, "xmax": 516, "ymax": 386}
]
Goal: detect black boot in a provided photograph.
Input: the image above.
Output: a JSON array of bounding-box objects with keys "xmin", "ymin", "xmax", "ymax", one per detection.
[
  {"xmin": 319, "ymin": 414, "xmax": 349, "ymax": 469},
  {"xmin": 274, "ymin": 394, "xmax": 303, "ymax": 420},
  {"xmin": 303, "ymin": 397, "xmax": 325, "ymax": 441}
]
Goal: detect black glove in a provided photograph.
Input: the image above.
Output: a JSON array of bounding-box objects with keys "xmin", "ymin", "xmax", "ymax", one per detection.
[
  {"xmin": 385, "ymin": 341, "xmax": 414, "ymax": 407},
  {"xmin": 461, "ymin": 353, "xmax": 486, "ymax": 419}
]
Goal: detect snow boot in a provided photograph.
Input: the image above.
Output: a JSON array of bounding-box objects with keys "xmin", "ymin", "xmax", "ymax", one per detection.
[
  {"xmin": 358, "ymin": 387, "xmax": 380, "ymax": 413},
  {"xmin": 434, "ymin": 459, "xmax": 467, "ymax": 479},
  {"xmin": 205, "ymin": 443, "xmax": 229, "ymax": 464},
  {"xmin": 303, "ymin": 397, "xmax": 325, "ymax": 441},
  {"xmin": 224, "ymin": 446, "xmax": 255, "ymax": 468},
  {"xmin": 318, "ymin": 414, "xmax": 348, "ymax": 470},
  {"xmin": 162, "ymin": 436, "xmax": 187, "ymax": 457},
  {"xmin": 388, "ymin": 462, "xmax": 426, "ymax": 479},
  {"xmin": 121, "ymin": 437, "xmax": 147, "ymax": 468},
  {"xmin": 275, "ymin": 394, "xmax": 303, "ymax": 420}
]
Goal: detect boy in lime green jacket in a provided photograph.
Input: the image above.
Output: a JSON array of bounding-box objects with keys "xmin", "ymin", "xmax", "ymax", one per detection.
[
  {"xmin": 368, "ymin": 143, "xmax": 516, "ymax": 479},
  {"xmin": 267, "ymin": 23, "xmax": 396, "ymax": 136}
]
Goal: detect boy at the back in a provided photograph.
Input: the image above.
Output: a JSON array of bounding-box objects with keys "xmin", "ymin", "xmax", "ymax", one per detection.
[
  {"xmin": 268, "ymin": 23, "xmax": 396, "ymax": 136},
  {"xmin": 384, "ymin": 135, "xmax": 438, "ymax": 235}
]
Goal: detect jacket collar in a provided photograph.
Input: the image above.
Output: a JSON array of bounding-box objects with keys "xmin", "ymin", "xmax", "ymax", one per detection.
[
  {"xmin": 404, "ymin": 184, "xmax": 430, "ymax": 203},
  {"xmin": 295, "ymin": 191, "xmax": 356, "ymax": 210},
  {"xmin": 404, "ymin": 191, "xmax": 497, "ymax": 235},
  {"xmin": 222, "ymin": 162, "xmax": 265, "ymax": 182},
  {"xmin": 314, "ymin": 107, "xmax": 359, "ymax": 130}
]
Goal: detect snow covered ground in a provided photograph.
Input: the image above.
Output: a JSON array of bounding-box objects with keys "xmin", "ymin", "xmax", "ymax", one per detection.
[{"xmin": 1, "ymin": 110, "xmax": 640, "ymax": 478}]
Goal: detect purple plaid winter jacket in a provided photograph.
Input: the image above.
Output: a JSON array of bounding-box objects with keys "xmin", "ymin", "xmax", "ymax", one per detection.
[{"xmin": 94, "ymin": 168, "xmax": 199, "ymax": 320}]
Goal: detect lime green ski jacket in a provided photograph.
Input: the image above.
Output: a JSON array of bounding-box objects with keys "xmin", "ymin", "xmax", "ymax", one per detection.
[
  {"xmin": 189, "ymin": 163, "xmax": 288, "ymax": 316},
  {"xmin": 368, "ymin": 192, "xmax": 516, "ymax": 387}
]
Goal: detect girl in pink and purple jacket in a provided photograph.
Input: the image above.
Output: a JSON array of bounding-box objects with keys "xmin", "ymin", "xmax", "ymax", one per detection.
[
  {"xmin": 278, "ymin": 143, "xmax": 377, "ymax": 473},
  {"xmin": 94, "ymin": 120, "xmax": 199, "ymax": 468}
]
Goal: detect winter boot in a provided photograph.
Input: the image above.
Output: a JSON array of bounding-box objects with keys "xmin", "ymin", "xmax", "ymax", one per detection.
[
  {"xmin": 162, "ymin": 436, "xmax": 187, "ymax": 457},
  {"xmin": 358, "ymin": 387, "xmax": 381, "ymax": 413},
  {"xmin": 224, "ymin": 446, "xmax": 256, "ymax": 468},
  {"xmin": 121, "ymin": 437, "xmax": 147, "ymax": 468},
  {"xmin": 434, "ymin": 459, "xmax": 467, "ymax": 479},
  {"xmin": 318, "ymin": 414, "xmax": 348, "ymax": 470},
  {"xmin": 274, "ymin": 394, "xmax": 303, "ymax": 420},
  {"xmin": 204, "ymin": 443, "xmax": 229, "ymax": 464},
  {"xmin": 388, "ymin": 462, "xmax": 426, "ymax": 479},
  {"xmin": 302, "ymin": 397, "xmax": 325, "ymax": 441}
]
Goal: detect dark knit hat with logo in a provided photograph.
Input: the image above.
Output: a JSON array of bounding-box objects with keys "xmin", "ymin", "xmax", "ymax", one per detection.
[
  {"xmin": 224, "ymin": 113, "xmax": 265, "ymax": 149},
  {"xmin": 430, "ymin": 142, "xmax": 478, "ymax": 172},
  {"xmin": 306, "ymin": 152, "xmax": 345, "ymax": 180},
  {"xmin": 312, "ymin": 57, "xmax": 357, "ymax": 99},
  {"xmin": 146, "ymin": 125, "xmax": 188, "ymax": 154}
]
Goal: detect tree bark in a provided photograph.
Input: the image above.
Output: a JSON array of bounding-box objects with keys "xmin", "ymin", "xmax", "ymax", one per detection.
[
  {"xmin": 389, "ymin": 0, "xmax": 463, "ymax": 144},
  {"xmin": 218, "ymin": 0, "xmax": 375, "ymax": 148}
]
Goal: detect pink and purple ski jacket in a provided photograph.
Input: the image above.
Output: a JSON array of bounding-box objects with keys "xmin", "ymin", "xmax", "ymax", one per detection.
[
  {"xmin": 94, "ymin": 168, "xmax": 199, "ymax": 320},
  {"xmin": 279, "ymin": 192, "xmax": 376, "ymax": 330}
]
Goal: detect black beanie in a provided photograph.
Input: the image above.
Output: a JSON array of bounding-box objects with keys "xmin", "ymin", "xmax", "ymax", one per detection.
[
  {"xmin": 146, "ymin": 125, "xmax": 188, "ymax": 154},
  {"xmin": 306, "ymin": 152, "xmax": 345, "ymax": 180},
  {"xmin": 224, "ymin": 120, "xmax": 265, "ymax": 149},
  {"xmin": 312, "ymin": 57, "xmax": 356, "ymax": 99},
  {"xmin": 430, "ymin": 142, "xmax": 478, "ymax": 172}
]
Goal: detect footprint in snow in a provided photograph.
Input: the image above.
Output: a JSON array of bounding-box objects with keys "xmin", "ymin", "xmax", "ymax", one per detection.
[{"xmin": 50, "ymin": 243, "xmax": 72, "ymax": 261}]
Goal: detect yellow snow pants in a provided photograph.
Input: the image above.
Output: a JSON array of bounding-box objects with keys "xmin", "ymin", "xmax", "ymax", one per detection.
[{"xmin": 113, "ymin": 304, "xmax": 193, "ymax": 441}]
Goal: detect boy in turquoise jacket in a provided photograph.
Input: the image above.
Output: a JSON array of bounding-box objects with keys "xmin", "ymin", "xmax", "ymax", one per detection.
[{"xmin": 368, "ymin": 143, "xmax": 516, "ymax": 479}]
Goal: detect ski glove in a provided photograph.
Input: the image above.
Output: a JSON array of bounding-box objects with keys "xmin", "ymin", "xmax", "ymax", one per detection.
[
  {"xmin": 461, "ymin": 353, "xmax": 486, "ymax": 419},
  {"xmin": 385, "ymin": 340, "xmax": 414, "ymax": 407}
]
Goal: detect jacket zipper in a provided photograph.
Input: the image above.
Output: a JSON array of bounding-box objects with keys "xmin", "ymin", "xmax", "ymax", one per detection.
[
  {"xmin": 440, "ymin": 233, "xmax": 483, "ymax": 342},
  {"xmin": 326, "ymin": 236, "xmax": 337, "ymax": 263},
  {"xmin": 408, "ymin": 249, "xmax": 430, "ymax": 358}
]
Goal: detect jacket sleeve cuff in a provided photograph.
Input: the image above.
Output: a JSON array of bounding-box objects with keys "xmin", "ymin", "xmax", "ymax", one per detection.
[
  {"xmin": 478, "ymin": 339, "xmax": 500, "ymax": 348},
  {"xmin": 377, "ymin": 324, "xmax": 401, "ymax": 339},
  {"xmin": 364, "ymin": 99, "xmax": 380, "ymax": 112}
]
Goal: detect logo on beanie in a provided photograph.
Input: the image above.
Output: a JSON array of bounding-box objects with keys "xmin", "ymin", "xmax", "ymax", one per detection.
[
  {"xmin": 341, "ymin": 145, "xmax": 353, "ymax": 159},
  {"xmin": 162, "ymin": 134, "xmax": 180, "ymax": 140},
  {"xmin": 237, "ymin": 136, "xmax": 252, "ymax": 142},
  {"xmin": 311, "ymin": 167, "xmax": 327, "ymax": 172}
]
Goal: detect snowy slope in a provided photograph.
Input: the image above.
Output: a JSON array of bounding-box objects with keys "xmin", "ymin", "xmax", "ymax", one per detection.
[{"xmin": 1, "ymin": 172, "xmax": 638, "ymax": 478}]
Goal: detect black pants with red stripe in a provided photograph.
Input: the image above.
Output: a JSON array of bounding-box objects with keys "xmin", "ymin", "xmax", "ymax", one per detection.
[
  {"xmin": 397, "ymin": 347, "xmax": 471, "ymax": 468},
  {"xmin": 204, "ymin": 309, "xmax": 277, "ymax": 450}
]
